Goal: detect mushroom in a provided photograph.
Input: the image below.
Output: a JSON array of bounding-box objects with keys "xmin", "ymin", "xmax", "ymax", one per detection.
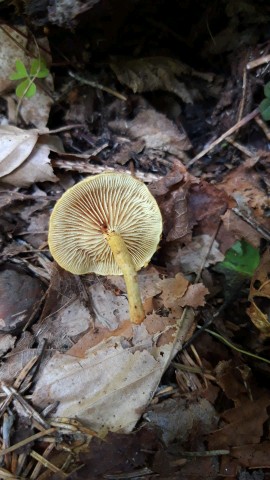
[{"xmin": 48, "ymin": 172, "xmax": 162, "ymax": 324}]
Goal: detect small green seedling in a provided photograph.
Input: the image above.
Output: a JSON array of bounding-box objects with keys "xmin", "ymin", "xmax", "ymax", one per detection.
[
  {"xmin": 218, "ymin": 239, "xmax": 260, "ymax": 277},
  {"xmin": 9, "ymin": 58, "xmax": 49, "ymax": 99},
  {"xmin": 259, "ymin": 81, "xmax": 270, "ymax": 121}
]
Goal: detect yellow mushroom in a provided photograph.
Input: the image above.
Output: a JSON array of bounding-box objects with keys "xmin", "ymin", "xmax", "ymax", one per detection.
[{"xmin": 48, "ymin": 172, "xmax": 162, "ymax": 324}]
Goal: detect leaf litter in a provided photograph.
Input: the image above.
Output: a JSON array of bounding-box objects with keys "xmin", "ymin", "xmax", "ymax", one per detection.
[{"xmin": 0, "ymin": 2, "xmax": 270, "ymax": 479}]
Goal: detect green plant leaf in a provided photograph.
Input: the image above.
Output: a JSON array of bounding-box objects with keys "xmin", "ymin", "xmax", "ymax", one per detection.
[
  {"xmin": 9, "ymin": 60, "xmax": 28, "ymax": 80},
  {"xmin": 264, "ymin": 81, "xmax": 270, "ymax": 99},
  {"xmin": 217, "ymin": 239, "xmax": 260, "ymax": 277},
  {"xmin": 30, "ymin": 58, "xmax": 49, "ymax": 78},
  {"xmin": 259, "ymin": 98, "xmax": 270, "ymax": 121},
  {"xmin": 16, "ymin": 79, "xmax": 36, "ymax": 98}
]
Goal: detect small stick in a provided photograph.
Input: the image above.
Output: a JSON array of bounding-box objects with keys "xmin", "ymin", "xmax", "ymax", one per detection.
[
  {"xmin": 226, "ymin": 136, "xmax": 255, "ymax": 157},
  {"xmin": 30, "ymin": 450, "xmax": 67, "ymax": 477},
  {"xmin": 52, "ymin": 158, "xmax": 161, "ymax": 183},
  {"xmin": 187, "ymin": 107, "xmax": 259, "ymax": 168},
  {"xmin": 254, "ymin": 114, "xmax": 270, "ymax": 140},
  {"xmin": 68, "ymin": 70, "xmax": 127, "ymax": 101},
  {"xmin": 246, "ymin": 54, "xmax": 270, "ymax": 70},
  {"xmin": 0, "ymin": 429, "xmax": 55, "ymax": 457}
]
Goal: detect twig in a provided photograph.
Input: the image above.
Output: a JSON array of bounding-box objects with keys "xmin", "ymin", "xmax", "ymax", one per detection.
[
  {"xmin": 176, "ymin": 449, "xmax": 229, "ymax": 457},
  {"xmin": 68, "ymin": 70, "xmax": 127, "ymax": 101},
  {"xmin": 52, "ymin": 158, "xmax": 161, "ymax": 183},
  {"xmin": 246, "ymin": 54, "xmax": 270, "ymax": 70},
  {"xmin": 232, "ymin": 207, "xmax": 270, "ymax": 242},
  {"xmin": 1, "ymin": 384, "xmax": 49, "ymax": 430},
  {"xmin": 30, "ymin": 450, "xmax": 67, "ymax": 477},
  {"xmin": 187, "ymin": 107, "xmax": 259, "ymax": 168},
  {"xmin": 30, "ymin": 443, "xmax": 55, "ymax": 479},
  {"xmin": 203, "ymin": 328, "xmax": 270, "ymax": 364},
  {"xmin": 254, "ymin": 114, "xmax": 270, "ymax": 140},
  {"xmin": 237, "ymin": 65, "xmax": 248, "ymax": 125},
  {"xmin": 0, "ymin": 429, "xmax": 55, "ymax": 457},
  {"xmin": 225, "ymin": 136, "xmax": 255, "ymax": 157}
]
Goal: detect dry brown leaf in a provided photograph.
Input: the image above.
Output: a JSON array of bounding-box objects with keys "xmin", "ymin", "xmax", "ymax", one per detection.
[
  {"xmin": 231, "ymin": 442, "xmax": 270, "ymax": 469},
  {"xmin": 247, "ymin": 249, "xmax": 270, "ymax": 336},
  {"xmin": 189, "ymin": 181, "xmax": 229, "ymax": 236},
  {"xmin": 178, "ymin": 283, "xmax": 209, "ymax": 307},
  {"xmin": 109, "ymin": 107, "xmax": 192, "ymax": 161},
  {"xmin": 110, "ymin": 56, "xmax": 213, "ymax": 103},
  {"xmin": 166, "ymin": 235, "xmax": 224, "ymax": 274},
  {"xmin": 158, "ymin": 273, "xmax": 189, "ymax": 309},
  {"xmin": 218, "ymin": 158, "xmax": 270, "ymax": 230},
  {"xmin": 215, "ymin": 360, "xmax": 250, "ymax": 402},
  {"xmin": 208, "ymin": 394, "xmax": 270, "ymax": 449},
  {"xmin": 221, "ymin": 210, "xmax": 261, "ymax": 248},
  {"xmin": 150, "ymin": 163, "xmax": 197, "ymax": 243}
]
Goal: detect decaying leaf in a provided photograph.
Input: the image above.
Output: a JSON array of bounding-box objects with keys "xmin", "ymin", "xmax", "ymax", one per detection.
[
  {"xmin": 110, "ymin": 56, "xmax": 213, "ymax": 103},
  {"xmin": 221, "ymin": 210, "xmax": 261, "ymax": 248},
  {"xmin": 109, "ymin": 107, "xmax": 192, "ymax": 161},
  {"xmin": 145, "ymin": 397, "xmax": 217, "ymax": 445},
  {"xmin": 19, "ymin": 75, "xmax": 54, "ymax": 128},
  {"xmin": 0, "ymin": 264, "xmax": 45, "ymax": 333},
  {"xmin": 208, "ymin": 394, "xmax": 270, "ymax": 449},
  {"xmin": 218, "ymin": 158, "xmax": 270, "ymax": 231},
  {"xmin": 32, "ymin": 266, "xmax": 208, "ymax": 434},
  {"xmin": 150, "ymin": 162, "xmax": 197, "ymax": 243},
  {"xmin": 247, "ymin": 249, "xmax": 270, "ymax": 336},
  {"xmin": 0, "ymin": 125, "xmax": 58, "ymax": 186},
  {"xmin": 166, "ymin": 235, "xmax": 224, "ymax": 274}
]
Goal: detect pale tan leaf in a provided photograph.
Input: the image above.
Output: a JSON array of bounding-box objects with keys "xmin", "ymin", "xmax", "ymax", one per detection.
[
  {"xmin": 1, "ymin": 141, "xmax": 58, "ymax": 187},
  {"xmin": 32, "ymin": 266, "xmax": 208, "ymax": 434},
  {"xmin": 0, "ymin": 125, "xmax": 38, "ymax": 177},
  {"xmin": 19, "ymin": 75, "xmax": 54, "ymax": 128}
]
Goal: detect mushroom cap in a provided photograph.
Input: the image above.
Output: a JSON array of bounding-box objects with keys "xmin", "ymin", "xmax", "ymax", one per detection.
[{"xmin": 48, "ymin": 172, "xmax": 162, "ymax": 275}]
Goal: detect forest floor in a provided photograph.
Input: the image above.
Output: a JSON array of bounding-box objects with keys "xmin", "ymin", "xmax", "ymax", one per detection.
[{"xmin": 0, "ymin": 1, "xmax": 270, "ymax": 479}]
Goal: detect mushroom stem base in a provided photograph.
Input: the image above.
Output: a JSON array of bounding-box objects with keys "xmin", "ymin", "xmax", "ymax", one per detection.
[{"xmin": 105, "ymin": 232, "xmax": 145, "ymax": 324}]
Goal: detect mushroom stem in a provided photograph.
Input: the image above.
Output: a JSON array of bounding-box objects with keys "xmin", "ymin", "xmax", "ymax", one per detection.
[{"xmin": 105, "ymin": 232, "xmax": 145, "ymax": 324}]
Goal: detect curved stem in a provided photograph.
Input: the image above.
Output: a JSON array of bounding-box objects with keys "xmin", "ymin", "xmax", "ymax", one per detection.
[{"xmin": 105, "ymin": 232, "xmax": 145, "ymax": 324}]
